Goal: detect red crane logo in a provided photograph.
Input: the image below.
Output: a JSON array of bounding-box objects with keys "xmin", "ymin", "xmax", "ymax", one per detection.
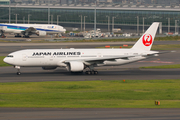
[{"xmin": 142, "ymin": 34, "xmax": 153, "ymax": 46}]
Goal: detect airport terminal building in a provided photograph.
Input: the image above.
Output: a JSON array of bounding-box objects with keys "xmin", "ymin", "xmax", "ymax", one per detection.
[{"xmin": 1, "ymin": 2, "xmax": 180, "ymax": 33}]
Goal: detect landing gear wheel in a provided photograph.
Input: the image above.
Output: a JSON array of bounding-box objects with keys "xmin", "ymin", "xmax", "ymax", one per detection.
[
  {"xmin": 94, "ymin": 71, "xmax": 98, "ymax": 75},
  {"xmin": 15, "ymin": 66, "xmax": 21, "ymax": 75},
  {"xmin": 87, "ymin": 71, "xmax": 91, "ymax": 75},
  {"xmin": 85, "ymin": 71, "xmax": 90, "ymax": 75},
  {"xmin": 17, "ymin": 72, "xmax": 21, "ymax": 75},
  {"xmin": 85, "ymin": 65, "xmax": 98, "ymax": 75},
  {"xmin": 85, "ymin": 71, "xmax": 98, "ymax": 75}
]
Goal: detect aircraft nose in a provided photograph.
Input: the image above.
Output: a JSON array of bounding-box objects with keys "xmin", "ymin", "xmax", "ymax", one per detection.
[
  {"xmin": 3, "ymin": 57, "xmax": 8, "ymax": 63},
  {"xmin": 3, "ymin": 57, "xmax": 14, "ymax": 65},
  {"xmin": 63, "ymin": 28, "xmax": 66, "ymax": 33}
]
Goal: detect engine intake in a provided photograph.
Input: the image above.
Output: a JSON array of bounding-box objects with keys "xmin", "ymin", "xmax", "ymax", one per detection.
[
  {"xmin": 67, "ymin": 61, "xmax": 84, "ymax": 72},
  {"xmin": 37, "ymin": 31, "xmax": 46, "ymax": 36}
]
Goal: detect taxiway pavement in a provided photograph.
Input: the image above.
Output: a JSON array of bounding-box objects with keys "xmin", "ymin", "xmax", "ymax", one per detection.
[{"xmin": 1, "ymin": 108, "xmax": 180, "ymax": 120}]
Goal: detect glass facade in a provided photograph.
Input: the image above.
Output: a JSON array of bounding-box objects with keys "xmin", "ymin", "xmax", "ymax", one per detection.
[{"xmin": 0, "ymin": 6, "xmax": 180, "ymax": 27}]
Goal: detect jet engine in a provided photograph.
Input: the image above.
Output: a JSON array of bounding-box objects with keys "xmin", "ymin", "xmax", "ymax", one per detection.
[
  {"xmin": 37, "ymin": 31, "xmax": 46, "ymax": 36},
  {"xmin": 42, "ymin": 67, "xmax": 57, "ymax": 70},
  {"xmin": 66, "ymin": 61, "xmax": 84, "ymax": 72}
]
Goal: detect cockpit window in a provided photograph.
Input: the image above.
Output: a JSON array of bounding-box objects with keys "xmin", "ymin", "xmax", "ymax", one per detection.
[{"xmin": 7, "ymin": 55, "xmax": 14, "ymax": 58}]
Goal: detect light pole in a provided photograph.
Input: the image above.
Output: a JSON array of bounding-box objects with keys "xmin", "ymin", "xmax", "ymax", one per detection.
[
  {"xmin": 79, "ymin": 15, "xmax": 82, "ymax": 32},
  {"xmin": 112, "ymin": 17, "xmax": 116, "ymax": 34},
  {"xmin": 23, "ymin": 17, "xmax": 25, "ymax": 24},
  {"xmin": 106, "ymin": 16, "xmax": 110, "ymax": 32},
  {"xmin": 84, "ymin": 16, "xmax": 87, "ymax": 32},
  {"xmin": 14, "ymin": 14, "xmax": 19, "ymax": 24},
  {"xmin": 175, "ymin": 20, "xmax": 179, "ymax": 34},
  {"xmin": 9, "ymin": 0, "xmax": 11, "ymax": 23},
  {"xmin": 48, "ymin": 0, "xmax": 50, "ymax": 24},
  {"xmin": 137, "ymin": 16, "xmax": 139, "ymax": 35},
  {"xmin": 168, "ymin": 18, "xmax": 170, "ymax": 33},
  {"xmin": 51, "ymin": 15, "xmax": 53, "ymax": 24},
  {"xmin": 57, "ymin": 15, "xmax": 61, "ymax": 25},
  {"xmin": 94, "ymin": 0, "xmax": 97, "ymax": 37},
  {"xmin": 143, "ymin": 17, "xmax": 146, "ymax": 33},
  {"xmin": 159, "ymin": 22, "xmax": 162, "ymax": 34},
  {"xmin": 28, "ymin": 14, "xmax": 31, "ymax": 24}
]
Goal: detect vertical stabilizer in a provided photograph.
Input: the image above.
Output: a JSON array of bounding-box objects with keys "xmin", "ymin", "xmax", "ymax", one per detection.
[{"xmin": 132, "ymin": 22, "xmax": 159, "ymax": 51}]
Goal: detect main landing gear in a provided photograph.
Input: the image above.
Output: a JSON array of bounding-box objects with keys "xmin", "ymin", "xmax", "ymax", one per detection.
[
  {"xmin": 23, "ymin": 35, "xmax": 29, "ymax": 38},
  {"xmin": 0, "ymin": 30, "xmax": 6, "ymax": 38},
  {"xmin": 85, "ymin": 65, "xmax": 98, "ymax": 75},
  {"xmin": 22, "ymin": 32, "xmax": 30, "ymax": 38},
  {"xmin": 15, "ymin": 66, "xmax": 21, "ymax": 75},
  {"xmin": 85, "ymin": 71, "xmax": 98, "ymax": 75},
  {"xmin": 15, "ymin": 34, "xmax": 22, "ymax": 37}
]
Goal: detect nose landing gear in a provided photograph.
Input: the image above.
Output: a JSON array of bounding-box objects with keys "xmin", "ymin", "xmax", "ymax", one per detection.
[
  {"xmin": 17, "ymin": 72, "xmax": 21, "ymax": 75},
  {"xmin": 15, "ymin": 66, "xmax": 21, "ymax": 75},
  {"xmin": 0, "ymin": 30, "xmax": 6, "ymax": 38}
]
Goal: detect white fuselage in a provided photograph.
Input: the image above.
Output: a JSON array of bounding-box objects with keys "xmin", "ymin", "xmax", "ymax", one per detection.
[
  {"xmin": 0, "ymin": 23, "xmax": 66, "ymax": 34},
  {"xmin": 3, "ymin": 22, "xmax": 160, "ymax": 75},
  {"xmin": 3, "ymin": 48, "xmax": 158, "ymax": 67}
]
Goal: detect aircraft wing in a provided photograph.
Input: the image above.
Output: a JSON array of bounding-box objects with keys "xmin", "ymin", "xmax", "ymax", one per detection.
[
  {"xmin": 63, "ymin": 55, "xmax": 135, "ymax": 65},
  {"xmin": 25, "ymin": 27, "xmax": 37, "ymax": 32},
  {"xmin": 21, "ymin": 27, "xmax": 37, "ymax": 35}
]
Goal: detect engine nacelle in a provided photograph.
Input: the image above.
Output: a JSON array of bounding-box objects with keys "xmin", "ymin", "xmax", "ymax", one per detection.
[
  {"xmin": 37, "ymin": 31, "xmax": 46, "ymax": 36},
  {"xmin": 42, "ymin": 67, "xmax": 57, "ymax": 70},
  {"xmin": 67, "ymin": 61, "xmax": 84, "ymax": 72}
]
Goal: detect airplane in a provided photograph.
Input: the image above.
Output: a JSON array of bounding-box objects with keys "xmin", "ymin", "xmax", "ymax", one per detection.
[
  {"xmin": 0, "ymin": 23, "xmax": 66, "ymax": 38},
  {"xmin": 3, "ymin": 22, "xmax": 159, "ymax": 75}
]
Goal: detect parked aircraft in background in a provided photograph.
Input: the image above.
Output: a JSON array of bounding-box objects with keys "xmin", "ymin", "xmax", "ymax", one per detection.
[
  {"xmin": 3, "ymin": 22, "xmax": 159, "ymax": 75},
  {"xmin": 0, "ymin": 23, "xmax": 66, "ymax": 38}
]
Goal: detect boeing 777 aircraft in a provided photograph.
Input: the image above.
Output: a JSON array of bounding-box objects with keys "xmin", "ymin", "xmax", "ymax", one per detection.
[
  {"xmin": 4, "ymin": 22, "xmax": 159, "ymax": 75},
  {"xmin": 0, "ymin": 23, "xmax": 66, "ymax": 38}
]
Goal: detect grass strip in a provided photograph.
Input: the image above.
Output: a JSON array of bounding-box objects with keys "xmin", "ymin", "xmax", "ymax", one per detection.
[
  {"xmin": 141, "ymin": 64, "xmax": 180, "ymax": 69},
  {"xmin": 0, "ymin": 80, "xmax": 180, "ymax": 108},
  {"xmin": 0, "ymin": 56, "xmax": 11, "ymax": 67}
]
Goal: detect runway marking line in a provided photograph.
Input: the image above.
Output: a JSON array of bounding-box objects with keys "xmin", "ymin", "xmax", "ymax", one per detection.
[{"xmin": 138, "ymin": 61, "xmax": 173, "ymax": 64}]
